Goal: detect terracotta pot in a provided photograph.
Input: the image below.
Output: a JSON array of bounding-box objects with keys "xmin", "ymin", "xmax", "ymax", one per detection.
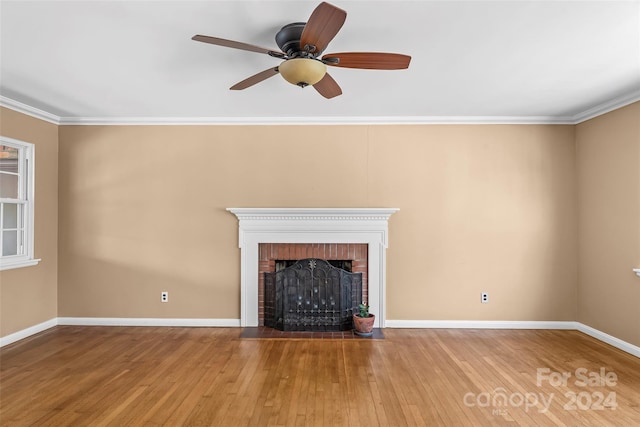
[{"xmin": 353, "ymin": 314, "xmax": 375, "ymax": 337}]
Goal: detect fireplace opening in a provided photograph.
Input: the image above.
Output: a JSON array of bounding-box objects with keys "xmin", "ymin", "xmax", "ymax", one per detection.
[
  {"xmin": 264, "ymin": 258, "xmax": 362, "ymax": 332},
  {"xmin": 258, "ymin": 243, "xmax": 368, "ymax": 327}
]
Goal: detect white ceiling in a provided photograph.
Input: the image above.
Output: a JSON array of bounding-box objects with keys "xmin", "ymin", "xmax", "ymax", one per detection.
[{"xmin": 1, "ymin": 0, "xmax": 639, "ymax": 123}]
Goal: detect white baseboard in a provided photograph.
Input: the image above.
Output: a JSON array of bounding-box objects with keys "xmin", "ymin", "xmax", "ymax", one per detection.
[
  {"xmin": 385, "ymin": 320, "xmax": 579, "ymax": 330},
  {"xmin": 0, "ymin": 318, "xmax": 58, "ymax": 347},
  {"xmin": 57, "ymin": 317, "xmax": 241, "ymax": 327},
  {"xmin": 385, "ymin": 320, "xmax": 638, "ymax": 358},
  {"xmin": 576, "ymin": 323, "xmax": 640, "ymax": 358},
  {"xmin": 0, "ymin": 317, "xmax": 241, "ymax": 347},
  {"xmin": 2, "ymin": 318, "xmax": 638, "ymax": 359}
]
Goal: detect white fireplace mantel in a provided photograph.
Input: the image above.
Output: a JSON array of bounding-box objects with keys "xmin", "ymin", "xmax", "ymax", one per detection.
[{"xmin": 227, "ymin": 208, "xmax": 399, "ymax": 328}]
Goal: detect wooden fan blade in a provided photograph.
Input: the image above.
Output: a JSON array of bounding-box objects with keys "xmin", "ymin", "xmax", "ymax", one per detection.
[
  {"xmin": 230, "ymin": 67, "xmax": 279, "ymax": 90},
  {"xmin": 192, "ymin": 35, "xmax": 284, "ymax": 57},
  {"xmin": 299, "ymin": 2, "xmax": 347, "ymax": 55},
  {"xmin": 322, "ymin": 52, "xmax": 411, "ymax": 69},
  {"xmin": 313, "ymin": 73, "xmax": 342, "ymax": 99}
]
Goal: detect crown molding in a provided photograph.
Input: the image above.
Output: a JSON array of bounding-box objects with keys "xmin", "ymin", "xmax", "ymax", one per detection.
[
  {"xmin": 1, "ymin": 92, "xmax": 637, "ymax": 126},
  {"xmin": 55, "ymin": 115, "xmax": 575, "ymax": 126},
  {"xmin": 55, "ymin": 116, "xmax": 577, "ymax": 125},
  {"xmin": 0, "ymin": 96, "xmax": 60, "ymax": 125},
  {"xmin": 571, "ymin": 89, "xmax": 640, "ymax": 124}
]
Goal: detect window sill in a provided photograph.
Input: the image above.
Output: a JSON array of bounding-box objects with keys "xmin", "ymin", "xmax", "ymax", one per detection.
[{"xmin": 0, "ymin": 258, "xmax": 41, "ymax": 271}]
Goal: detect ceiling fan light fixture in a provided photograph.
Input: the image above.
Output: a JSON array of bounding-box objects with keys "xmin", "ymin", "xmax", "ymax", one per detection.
[
  {"xmin": 192, "ymin": 2, "xmax": 409, "ymax": 98},
  {"xmin": 279, "ymin": 58, "xmax": 326, "ymax": 87}
]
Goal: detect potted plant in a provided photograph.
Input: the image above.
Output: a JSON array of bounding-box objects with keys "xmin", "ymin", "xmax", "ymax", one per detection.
[{"xmin": 353, "ymin": 302, "xmax": 375, "ymax": 336}]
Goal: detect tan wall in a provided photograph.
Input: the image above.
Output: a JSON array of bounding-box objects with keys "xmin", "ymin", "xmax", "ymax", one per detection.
[
  {"xmin": 577, "ymin": 102, "xmax": 640, "ymax": 347},
  {"xmin": 0, "ymin": 108, "xmax": 58, "ymax": 337},
  {"xmin": 58, "ymin": 124, "xmax": 577, "ymax": 321}
]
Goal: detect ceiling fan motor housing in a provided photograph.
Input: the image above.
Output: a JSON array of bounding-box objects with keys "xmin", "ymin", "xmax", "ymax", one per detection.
[{"xmin": 275, "ymin": 23, "xmax": 307, "ymax": 56}]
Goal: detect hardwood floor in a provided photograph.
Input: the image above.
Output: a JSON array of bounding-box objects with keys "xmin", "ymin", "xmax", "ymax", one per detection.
[{"xmin": 1, "ymin": 327, "xmax": 639, "ymax": 426}]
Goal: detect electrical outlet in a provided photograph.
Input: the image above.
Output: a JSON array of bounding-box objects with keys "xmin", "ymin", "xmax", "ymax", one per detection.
[
  {"xmin": 161, "ymin": 291, "xmax": 168, "ymax": 303},
  {"xmin": 481, "ymin": 292, "xmax": 489, "ymax": 303}
]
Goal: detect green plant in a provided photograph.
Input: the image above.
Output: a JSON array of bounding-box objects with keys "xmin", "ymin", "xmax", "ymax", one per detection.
[{"xmin": 357, "ymin": 303, "xmax": 370, "ymax": 318}]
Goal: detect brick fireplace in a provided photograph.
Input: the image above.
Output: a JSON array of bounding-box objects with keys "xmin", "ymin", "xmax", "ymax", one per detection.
[
  {"xmin": 258, "ymin": 243, "xmax": 368, "ymax": 326},
  {"xmin": 227, "ymin": 208, "xmax": 399, "ymax": 328}
]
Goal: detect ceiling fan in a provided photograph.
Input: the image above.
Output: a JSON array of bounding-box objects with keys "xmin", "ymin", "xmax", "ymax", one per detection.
[{"xmin": 192, "ymin": 2, "xmax": 411, "ymax": 99}]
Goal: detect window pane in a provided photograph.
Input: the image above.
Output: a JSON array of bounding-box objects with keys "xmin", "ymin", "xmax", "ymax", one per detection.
[
  {"xmin": 0, "ymin": 146, "xmax": 19, "ymax": 173},
  {"xmin": 2, "ymin": 203, "xmax": 18, "ymax": 228},
  {"xmin": 0, "ymin": 173, "xmax": 19, "ymax": 198},
  {"xmin": 2, "ymin": 230, "xmax": 18, "ymax": 256},
  {"xmin": 0, "ymin": 138, "xmax": 33, "ymax": 266}
]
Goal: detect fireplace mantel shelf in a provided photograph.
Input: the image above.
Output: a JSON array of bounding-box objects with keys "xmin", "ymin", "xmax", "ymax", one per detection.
[
  {"xmin": 227, "ymin": 208, "xmax": 399, "ymax": 221},
  {"xmin": 227, "ymin": 208, "xmax": 399, "ymax": 328}
]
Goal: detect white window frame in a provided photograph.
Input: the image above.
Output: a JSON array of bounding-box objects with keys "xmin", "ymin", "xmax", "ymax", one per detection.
[{"xmin": 0, "ymin": 136, "xmax": 40, "ymax": 271}]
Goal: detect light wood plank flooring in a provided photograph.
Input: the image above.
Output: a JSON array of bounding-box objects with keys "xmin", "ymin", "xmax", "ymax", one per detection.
[{"xmin": 1, "ymin": 327, "xmax": 639, "ymax": 426}]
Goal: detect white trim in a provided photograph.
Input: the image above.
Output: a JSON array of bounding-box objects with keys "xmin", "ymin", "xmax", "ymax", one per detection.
[
  {"xmin": 571, "ymin": 90, "xmax": 640, "ymax": 124},
  {"xmin": 576, "ymin": 323, "xmax": 640, "ymax": 358},
  {"xmin": 227, "ymin": 208, "xmax": 399, "ymax": 328},
  {"xmin": 2, "ymin": 318, "xmax": 638, "ymax": 358},
  {"xmin": 57, "ymin": 317, "xmax": 241, "ymax": 327},
  {"xmin": 0, "ymin": 137, "xmax": 38, "ymax": 271},
  {"xmin": 0, "ymin": 317, "xmax": 240, "ymax": 347},
  {"xmin": 55, "ymin": 115, "xmax": 576, "ymax": 126},
  {"xmin": 0, "ymin": 96, "xmax": 60, "ymax": 125},
  {"xmin": 633, "ymin": 268, "xmax": 640, "ymax": 278},
  {"xmin": 385, "ymin": 320, "xmax": 579, "ymax": 330},
  {"xmin": 1, "ymin": 94, "xmax": 637, "ymax": 126},
  {"xmin": 385, "ymin": 320, "xmax": 639, "ymax": 358},
  {"xmin": 227, "ymin": 207, "xmax": 400, "ymax": 222},
  {"xmin": 0, "ymin": 258, "xmax": 41, "ymax": 271},
  {"xmin": 0, "ymin": 318, "xmax": 57, "ymax": 347}
]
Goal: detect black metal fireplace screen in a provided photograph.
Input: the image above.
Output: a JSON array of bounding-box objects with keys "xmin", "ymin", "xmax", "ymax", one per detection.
[{"xmin": 264, "ymin": 258, "xmax": 362, "ymax": 331}]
